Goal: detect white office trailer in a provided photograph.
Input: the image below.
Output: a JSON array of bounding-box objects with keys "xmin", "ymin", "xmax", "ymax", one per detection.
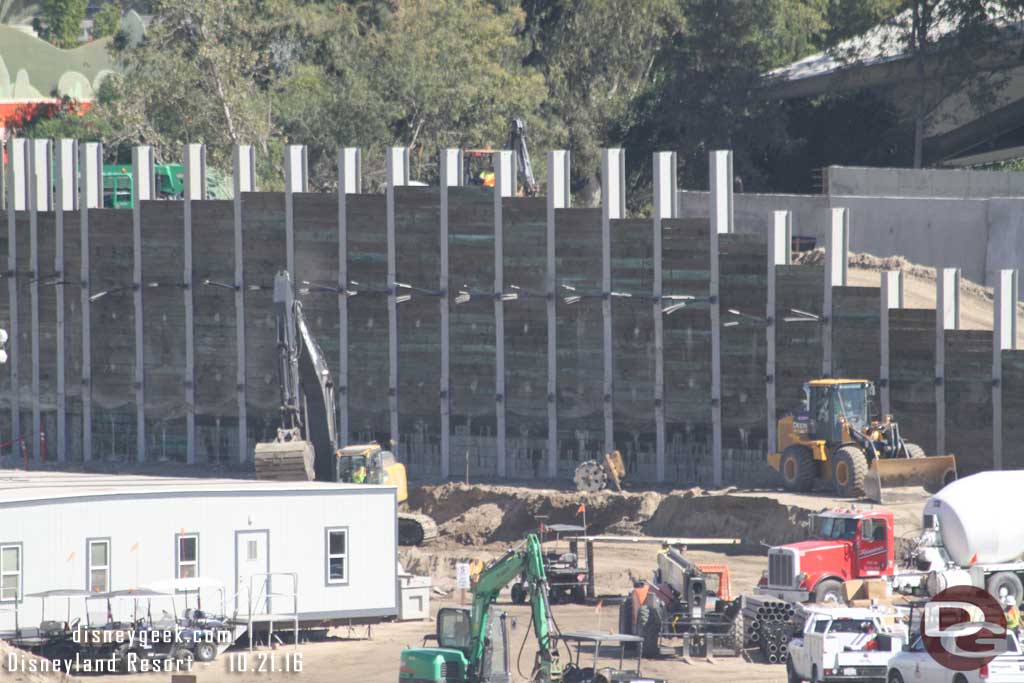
[{"xmin": 0, "ymin": 471, "xmax": 399, "ymax": 634}]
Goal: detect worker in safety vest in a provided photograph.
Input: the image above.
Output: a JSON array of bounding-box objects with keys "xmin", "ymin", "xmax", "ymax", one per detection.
[
  {"xmin": 352, "ymin": 465, "xmax": 367, "ymax": 484},
  {"xmin": 480, "ymin": 169, "xmax": 495, "ymax": 188},
  {"xmin": 1005, "ymin": 597, "xmax": 1021, "ymax": 635}
]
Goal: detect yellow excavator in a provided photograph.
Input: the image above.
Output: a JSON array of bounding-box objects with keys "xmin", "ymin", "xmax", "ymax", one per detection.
[
  {"xmin": 253, "ymin": 271, "xmax": 437, "ymax": 545},
  {"xmin": 767, "ymin": 379, "xmax": 957, "ymax": 502}
]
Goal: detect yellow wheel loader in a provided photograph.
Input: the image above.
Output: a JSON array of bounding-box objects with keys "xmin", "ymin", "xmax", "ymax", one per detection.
[{"xmin": 766, "ymin": 379, "xmax": 957, "ymax": 502}]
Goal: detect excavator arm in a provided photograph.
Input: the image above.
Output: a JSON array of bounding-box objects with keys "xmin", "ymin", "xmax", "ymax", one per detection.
[{"xmin": 259, "ymin": 270, "xmax": 340, "ymax": 482}]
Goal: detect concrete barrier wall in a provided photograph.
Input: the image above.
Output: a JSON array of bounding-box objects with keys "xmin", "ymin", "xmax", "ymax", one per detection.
[
  {"xmin": 825, "ymin": 165, "xmax": 1024, "ymax": 199},
  {"xmin": 680, "ymin": 190, "xmax": 1012, "ymax": 290},
  {"xmin": 2, "ymin": 142, "xmax": 1019, "ymax": 487}
]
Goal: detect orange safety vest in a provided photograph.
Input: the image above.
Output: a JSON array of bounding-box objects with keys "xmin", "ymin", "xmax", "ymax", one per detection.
[{"xmin": 482, "ymin": 171, "xmax": 495, "ymax": 188}]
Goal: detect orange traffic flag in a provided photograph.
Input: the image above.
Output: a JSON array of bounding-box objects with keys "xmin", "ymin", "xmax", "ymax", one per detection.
[
  {"xmin": 595, "ymin": 600, "xmax": 603, "ymax": 613},
  {"xmin": 67, "ymin": 551, "xmax": 75, "ymax": 562},
  {"xmin": 130, "ymin": 542, "xmax": 139, "ymax": 552},
  {"xmin": 576, "ymin": 503, "xmax": 586, "ymax": 515},
  {"xmin": 969, "ymin": 553, "xmax": 978, "ymax": 565}
]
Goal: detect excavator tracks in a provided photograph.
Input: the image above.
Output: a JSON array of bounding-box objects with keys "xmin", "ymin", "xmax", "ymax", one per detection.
[{"xmin": 398, "ymin": 512, "xmax": 438, "ymax": 547}]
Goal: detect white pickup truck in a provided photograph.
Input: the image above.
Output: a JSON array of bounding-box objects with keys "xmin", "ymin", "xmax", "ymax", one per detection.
[
  {"xmin": 887, "ymin": 632, "xmax": 1024, "ymax": 683},
  {"xmin": 787, "ymin": 607, "xmax": 906, "ymax": 683}
]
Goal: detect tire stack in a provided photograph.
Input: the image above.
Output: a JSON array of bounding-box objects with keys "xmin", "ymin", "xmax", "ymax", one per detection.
[{"xmin": 742, "ymin": 598, "xmax": 800, "ymax": 664}]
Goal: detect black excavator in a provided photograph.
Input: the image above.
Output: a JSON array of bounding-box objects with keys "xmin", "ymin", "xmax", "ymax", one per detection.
[{"xmin": 253, "ymin": 270, "xmax": 437, "ymax": 546}]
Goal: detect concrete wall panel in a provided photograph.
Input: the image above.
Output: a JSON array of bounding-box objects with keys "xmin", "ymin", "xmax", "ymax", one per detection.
[
  {"xmin": 832, "ymin": 286, "xmax": 882, "ymax": 382},
  {"xmin": 394, "ymin": 187, "xmax": 441, "ymax": 475},
  {"xmin": 502, "ymin": 197, "xmax": 548, "ymax": 479},
  {"xmin": 555, "ymin": 207, "xmax": 604, "ymax": 477},
  {"xmin": 889, "ymin": 309, "xmax": 937, "ymax": 454},
  {"xmin": 611, "ymin": 218, "xmax": 655, "ymax": 481},
  {"xmin": 944, "ymin": 329, "xmax": 992, "ymax": 473}
]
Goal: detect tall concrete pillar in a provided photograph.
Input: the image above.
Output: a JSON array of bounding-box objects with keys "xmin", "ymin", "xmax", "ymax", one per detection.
[
  {"xmin": 993, "ymin": 269, "xmax": 1017, "ymax": 469},
  {"xmin": 601, "ymin": 149, "xmax": 624, "ymax": 457},
  {"xmin": 131, "ymin": 145, "xmax": 154, "ymax": 463},
  {"xmin": 879, "ymin": 271, "xmax": 904, "ymax": 418},
  {"xmin": 54, "ymin": 139, "xmax": 77, "ymax": 463},
  {"xmin": 284, "ymin": 144, "xmax": 307, "ymax": 278},
  {"xmin": 183, "ymin": 143, "xmax": 205, "ymax": 465},
  {"xmin": 709, "ymin": 150, "xmax": 732, "ymax": 487},
  {"xmin": 439, "ymin": 148, "xmax": 461, "ymax": 479},
  {"xmin": 28, "ymin": 139, "xmax": 50, "ymax": 461},
  {"xmin": 652, "ymin": 151, "xmax": 677, "ymax": 483},
  {"xmin": 337, "ymin": 147, "xmax": 360, "ymax": 452},
  {"xmin": 5, "ymin": 137, "xmax": 27, "ymax": 457},
  {"xmin": 935, "ymin": 268, "xmax": 960, "ymax": 455},
  {"xmin": 823, "ymin": 208, "xmax": 849, "ymax": 377},
  {"xmin": 547, "ymin": 151, "xmax": 570, "ymax": 479},
  {"xmin": 766, "ymin": 210, "xmax": 792, "ymax": 456},
  {"xmin": 233, "ymin": 144, "xmax": 255, "ymax": 463},
  {"xmin": 386, "ymin": 147, "xmax": 409, "ymax": 450},
  {"xmin": 79, "ymin": 141, "xmax": 102, "ymax": 462},
  {"xmin": 493, "ymin": 150, "xmax": 514, "ymax": 478}
]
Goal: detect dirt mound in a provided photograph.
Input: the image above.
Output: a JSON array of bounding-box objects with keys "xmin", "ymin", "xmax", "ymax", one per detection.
[
  {"xmin": 409, "ymin": 483, "xmax": 660, "ymax": 543},
  {"xmin": 795, "ymin": 249, "xmax": 1012, "ymax": 307},
  {"xmin": 409, "ymin": 483, "xmax": 820, "ymax": 549},
  {"xmin": 643, "ymin": 491, "xmax": 812, "ymax": 546},
  {"xmin": 0, "ymin": 641, "xmax": 76, "ymax": 682}
]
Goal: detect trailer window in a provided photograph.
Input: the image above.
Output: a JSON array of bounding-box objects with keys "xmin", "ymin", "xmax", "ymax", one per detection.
[
  {"xmin": 176, "ymin": 534, "xmax": 199, "ymax": 579},
  {"xmin": 1, "ymin": 544, "xmax": 21, "ymax": 602},
  {"xmin": 88, "ymin": 539, "xmax": 110, "ymax": 593},
  {"xmin": 326, "ymin": 528, "xmax": 348, "ymax": 584}
]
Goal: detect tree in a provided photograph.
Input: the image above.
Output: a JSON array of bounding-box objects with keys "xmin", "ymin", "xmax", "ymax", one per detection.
[
  {"xmin": 620, "ymin": 0, "xmax": 828, "ymax": 199},
  {"xmin": 91, "ymin": 2, "xmax": 122, "ymax": 40},
  {"xmin": 37, "ymin": 0, "xmax": 88, "ymax": 48},
  {"xmin": 521, "ymin": 0, "xmax": 679, "ymax": 203}
]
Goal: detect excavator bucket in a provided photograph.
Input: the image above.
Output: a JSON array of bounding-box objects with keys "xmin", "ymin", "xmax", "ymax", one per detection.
[
  {"xmin": 254, "ymin": 438, "xmax": 316, "ymax": 481},
  {"xmin": 863, "ymin": 455, "xmax": 958, "ymax": 503}
]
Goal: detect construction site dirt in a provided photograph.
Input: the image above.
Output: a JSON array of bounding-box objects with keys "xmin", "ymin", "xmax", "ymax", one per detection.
[{"xmin": 1, "ymin": 482, "xmax": 933, "ymax": 683}]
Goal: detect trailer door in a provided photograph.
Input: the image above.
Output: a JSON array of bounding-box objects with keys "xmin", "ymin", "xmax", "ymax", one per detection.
[{"xmin": 236, "ymin": 530, "xmax": 270, "ymax": 615}]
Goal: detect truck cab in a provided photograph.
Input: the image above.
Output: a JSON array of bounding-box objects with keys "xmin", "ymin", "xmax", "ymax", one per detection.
[
  {"xmin": 787, "ymin": 607, "xmax": 904, "ymax": 683},
  {"xmin": 758, "ymin": 509, "xmax": 895, "ymax": 603}
]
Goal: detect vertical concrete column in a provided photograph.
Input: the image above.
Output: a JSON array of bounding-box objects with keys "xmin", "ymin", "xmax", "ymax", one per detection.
[
  {"xmin": 5, "ymin": 137, "xmax": 27, "ymax": 457},
  {"xmin": 823, "ymin": 208, "xmax": 849, "ymax": 377},
  {"xmin": 547, "ymin": 151, "xmax": 569, "ymax": 479},
  {"xmin": 879, "ymin": 271, "xmax": 904, "ymax": 418},
  {"xmin": 79, "ymin": 141, "xmax": 102, "ymax": 461},
  {"xmin": 708, "ymin": 150, "xmax": 732, "ymax": 487},
  {"xmin": 131, "ymin": 146, "xmax": 154, "ymax": 463},
  {"xmin": 493, "ymin": 150, "xmax": 514, "ymax": 478},
  {"xmin": 337, "ymin": 147, "xmax": 360, "ymax": 451},
  {"xmin": 652, "ymin": 152, "xmax": 677, "ymax": 483},
  {"xmin": 183, "ymin": 143, "xmax": 205, "ymax": 465},
  {"xmin": 284, "ymin": 144, "xmax": 307, "ymax": 277},
  {"xmin": 439, "ymin": 148, "xmax": 460, "ymax": 479},
  {"xmin": 601, "ymin": 149, "xmax": 624, "ymax": 457},
  {"xmin": 766, "ymin": 210, "xmax": 792, "ymax": 457},
  {"xmin": 386, "ymin": 147, "xmax": 408, "ymax": 449},
  {"xmin": 993, "ymin": 269, "xmax": 1019, "ymax": 469},
  {"xmin": 935, "ymin": 267, "xmax": 960, "ymax": 455},
  {"xmin": 233, "ymin": 144, "xmax": 255, "ymax": 463},
  {"xmin": 54, "ymin": 139, "xmax": 77, "ymax": 462},
  {"xmin": 28, "ymin": 139, "xmax": 50, "ymax": 460}
]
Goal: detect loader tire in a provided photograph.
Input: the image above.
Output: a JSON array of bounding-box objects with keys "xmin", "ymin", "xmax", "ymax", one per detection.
[
  {"xmin": 832, "ymin": 446, "xmax": 868, "ymax": 498},
  {"xmin": 903, "ymin": 442, "xmax": 925, "ymax": 459},
  {"xmin": 636, "ymin": 604, "xmax": 661, "ymax": 658},
  {"xmin": 780, "ymin": 445, "xmax": 816, "ymax": 492}
]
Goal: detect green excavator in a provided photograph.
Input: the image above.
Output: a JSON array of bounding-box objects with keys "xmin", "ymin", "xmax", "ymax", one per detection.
[{"xmin": 399, "ymin": 534, "xmax": 561, "ymax": 682}]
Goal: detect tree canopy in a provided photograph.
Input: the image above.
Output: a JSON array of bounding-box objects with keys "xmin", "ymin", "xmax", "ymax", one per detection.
[{"xmin": 16, "ymin": 0, "xmax": 1024, "ymax": 198}]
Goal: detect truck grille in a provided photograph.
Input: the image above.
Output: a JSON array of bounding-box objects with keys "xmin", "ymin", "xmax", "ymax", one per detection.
[{"xmin": 768, "ymin": 551, "xmax": 794, "ymax": 587}]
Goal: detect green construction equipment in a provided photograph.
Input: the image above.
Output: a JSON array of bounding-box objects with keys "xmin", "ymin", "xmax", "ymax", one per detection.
[
  {"xmin": 399, "ymin": 533, "xmax": 561, "ymax": 682},
  {"xmin": 102, "ymin": 164, "xmax": 231, "ymax": 208}
]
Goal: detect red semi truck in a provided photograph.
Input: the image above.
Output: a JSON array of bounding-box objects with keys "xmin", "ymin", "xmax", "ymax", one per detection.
[{"xmin": 756, "ymin": 508, "xmax": 896, "ymax": 604}]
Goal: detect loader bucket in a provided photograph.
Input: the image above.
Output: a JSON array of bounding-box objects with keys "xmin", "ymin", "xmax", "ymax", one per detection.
[{"xmin": 863, "ymin": 455, "xmax": 958, "ymax": 503}]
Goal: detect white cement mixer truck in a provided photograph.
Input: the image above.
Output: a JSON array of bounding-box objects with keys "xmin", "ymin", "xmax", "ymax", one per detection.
[{"xmin": 907, "ymin": 471, "xmax": 1024, "ymax": 605}]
